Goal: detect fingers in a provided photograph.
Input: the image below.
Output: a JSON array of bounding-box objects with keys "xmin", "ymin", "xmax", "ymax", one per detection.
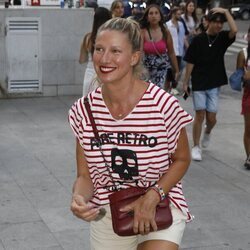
[
  {"xmin": 71, "ymin": 196, "xmax": 100, "ymax": 222},
  {"xmin": 150, "ymin": 219, "xmax": 158, "ymax": 232},
  {"xmin": 133, "ymin": 220, "xmax": 156, "ymax": 235},
  {"xmin": 133, "ymin": 214, "xmax": 157, "ymax": 235}
]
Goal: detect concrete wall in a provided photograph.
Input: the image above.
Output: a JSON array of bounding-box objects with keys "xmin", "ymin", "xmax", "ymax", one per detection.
[{"xmin": 0, "ymin": 7, "xmax": 93, "ymax": 97}]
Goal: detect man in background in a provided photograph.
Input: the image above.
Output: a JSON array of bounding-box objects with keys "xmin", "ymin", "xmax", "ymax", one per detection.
[{"xmin": 183, "ymin": 7, "xmax": 237, "ymax": 161}]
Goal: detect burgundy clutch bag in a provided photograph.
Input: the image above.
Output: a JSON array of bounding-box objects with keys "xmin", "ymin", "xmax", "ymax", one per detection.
[{"xmin": 109, "ymin": 187, "xmax": 173, "ymax": 236}]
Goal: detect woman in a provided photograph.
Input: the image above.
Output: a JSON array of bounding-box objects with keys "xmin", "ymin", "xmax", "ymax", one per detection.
[
  {"xmin": 140, "ymin": 4, "xmax": 179, "ymax": 91},
  {"xmin": 79, "ymin": 7, "xmax": 111, "ymax": 96},
  {"xmin": 195, "ymin": 14, "xmax": 208, "ymax": 34},
  {"xmin": 69, "ymin": 18, "xmax": 193, "ymax": 250},
  {"xmin": 110, "ymin": 0, "xmax": 124, "ymax": 18},
  {"xmin": 236, "ymin": 26, "xmax": 250, "ymax": 169},
  {"xmin": 181, "ymin": 0, "xmax": 198, "ymax": 45}
]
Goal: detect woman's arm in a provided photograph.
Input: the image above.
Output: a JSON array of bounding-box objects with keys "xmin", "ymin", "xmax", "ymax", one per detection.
[
  {"xmin": 157, "ymin": 127, "xmax": 191, "ymax": 193},
  {"xmin": 73, "ymin": 139, "xmax": 94, "ymax": 200},
  {"xmin": 79, "ymin": 34, "xmax": 90, "ymax": 64},
  {"xmin": 166, "ymin": 28, "xmax": 179, "ymax": 79},
  {"xmin": 236, "ymin": 50, "xmax": 245, "ymax": 69},
  {"xmin": 71, "ymin": 139, "xmax": 99, "ymax": 222}
]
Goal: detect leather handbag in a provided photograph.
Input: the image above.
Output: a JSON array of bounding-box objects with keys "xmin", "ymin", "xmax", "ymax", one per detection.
[
  {"xmin": 109, "ymin": 187, "xmax": 173, "ymax": 236},
  {"xmin": 84, "ymin": 97, "xmax": 173, "ymax": 237}
]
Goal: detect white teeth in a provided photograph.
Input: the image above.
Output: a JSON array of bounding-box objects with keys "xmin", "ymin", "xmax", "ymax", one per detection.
[{"xmin": 100, "ymin": 67, "xmax": 115, "ymax": 72}]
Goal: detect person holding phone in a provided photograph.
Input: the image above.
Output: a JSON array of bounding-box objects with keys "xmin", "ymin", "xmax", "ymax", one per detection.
[{"xmin": 183, "ymin": 8, "xmax": 237, "ymax": 161}]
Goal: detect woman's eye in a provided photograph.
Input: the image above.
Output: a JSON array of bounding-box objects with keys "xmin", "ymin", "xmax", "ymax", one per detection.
[
  {"xmin": 95, "ymin": 47, "xmax": 103, "ymax": 53},
  {"xmin": 113, "ymin": 49, "xmax": 121, "ymax": 54}
]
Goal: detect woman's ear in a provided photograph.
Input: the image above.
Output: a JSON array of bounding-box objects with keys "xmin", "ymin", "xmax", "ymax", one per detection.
[{"xmin": 131, "ymin": 51, "xmax": 141, "ymax": 66}]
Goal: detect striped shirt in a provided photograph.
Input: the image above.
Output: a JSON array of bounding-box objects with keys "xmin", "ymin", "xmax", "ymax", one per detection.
[{"xmin": 68, "ymin": 83, "xmax": 193, "ymax": 221}]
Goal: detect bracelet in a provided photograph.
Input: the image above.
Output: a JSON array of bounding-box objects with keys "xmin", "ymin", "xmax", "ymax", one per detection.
[
  {"xmin": 148, "ymin": 184, "xmax": 166, "ymax": 201},
  {"xmin": 155, "ymin": 184, "xmax": 166, "ymax": 201}
]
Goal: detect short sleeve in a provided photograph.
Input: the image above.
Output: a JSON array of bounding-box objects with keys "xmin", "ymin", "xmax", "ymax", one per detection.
[
  {"xmin": 162, "ymin": 95, "xmax": 193, "ymax": 154},
  {"xmin": 221, "ymin": 30, "xmax": 236, "ymax": 48},
  {"xmin": 68, "ymin": 97, "xmax": 87, "ymax": 144}
]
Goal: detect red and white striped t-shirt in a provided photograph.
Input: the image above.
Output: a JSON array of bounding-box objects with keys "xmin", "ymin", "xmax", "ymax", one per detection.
[{"xmin": 68, "ymin": 83, "xmax": 193, "ymax": 221}]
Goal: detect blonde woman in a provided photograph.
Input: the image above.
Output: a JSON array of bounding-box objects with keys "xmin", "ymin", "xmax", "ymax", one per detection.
[{"xmin": 69, "ymin": 18, "xmax": 192, "ymax": 250}]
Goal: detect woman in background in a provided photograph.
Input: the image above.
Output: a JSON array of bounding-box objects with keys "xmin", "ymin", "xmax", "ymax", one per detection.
[
  {"xmin": 181, "ymin": 0, "xmax": 198, "ymax": 46},
  {"xmin": 110, "ymin": 0, "xmax": 124, "ymax": 18},
  {"xmin": 236, "ymin": 26, "xmax": 250, "ymax": 169},
  {"xmin": 140, "ymin": 4, "xmax": 179, "ymax": 90},
  {"xmin": 79, "ymin": 7, "xmax": 111, "ymax": 96}
]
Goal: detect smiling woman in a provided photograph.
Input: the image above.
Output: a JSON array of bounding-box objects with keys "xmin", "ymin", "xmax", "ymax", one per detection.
[{"xmin": 68, "ymin": 17, "xmax": 193, "ymax": 250}]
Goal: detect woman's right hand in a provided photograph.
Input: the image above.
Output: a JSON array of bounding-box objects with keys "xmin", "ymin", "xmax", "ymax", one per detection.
[{"xmin": 71, "ymin": 194, "xmax": 100, "ymax": 222}]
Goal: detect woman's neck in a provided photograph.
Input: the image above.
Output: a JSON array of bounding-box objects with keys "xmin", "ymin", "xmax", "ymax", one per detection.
[
  {"xmin": 102, "ymin": 78, "xmax": 147, "ymax": 119},
  {"xmin": 150, "ymin": 24, "xmax": 160, "ymax": 31},
  {"xmin": 102, "ymin": 77, "xmax": 136, "ymax": 105}
]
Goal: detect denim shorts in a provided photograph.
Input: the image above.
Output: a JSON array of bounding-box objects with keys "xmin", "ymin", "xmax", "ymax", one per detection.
[{"xmin": 192, "ymin": 87, "xmax": 220, "ymax": 113}]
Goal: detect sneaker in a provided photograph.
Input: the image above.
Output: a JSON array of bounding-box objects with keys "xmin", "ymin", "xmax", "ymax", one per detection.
[
  {"xmin": 244, "ymin": 155, "xmax": 250, "ymax": 170},
  {"xmin": 201, "ymin": 132, "xmax": 211, "ymax": 148},
  {"xmin": 170, "ymin": 88, "xmax": 180, "ymax": 96},
  {"xmin": 192, "ymin": 146, "xmax": 202, "ymax": 161}
]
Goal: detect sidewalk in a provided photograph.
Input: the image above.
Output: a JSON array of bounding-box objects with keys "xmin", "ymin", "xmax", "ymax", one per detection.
[{"xmin": 0, "ymin": 86, "xmax": 250, "ymax": 250}]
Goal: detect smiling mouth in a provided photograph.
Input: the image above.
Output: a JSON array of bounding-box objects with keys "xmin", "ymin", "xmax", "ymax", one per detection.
[{"xmin": 100, "ymin": 66, "xmax": 116, "ymax": 73}]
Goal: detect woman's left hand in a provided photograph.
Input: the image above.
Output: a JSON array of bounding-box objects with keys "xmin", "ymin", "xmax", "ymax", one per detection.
[{"xmin": 120, "ymin": 189, "xmax": 160, "ymax": 235}]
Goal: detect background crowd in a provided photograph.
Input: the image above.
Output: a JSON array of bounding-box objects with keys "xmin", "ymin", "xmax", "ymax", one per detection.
[{"xmin": 78, "ymin": 0, "xmax": 250, "ymax": 167}]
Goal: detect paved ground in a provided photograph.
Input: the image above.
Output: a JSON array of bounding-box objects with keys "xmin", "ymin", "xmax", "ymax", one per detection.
[{"xmin": 1, "ymin": 85, "xmax": 250, "ymax": 250}]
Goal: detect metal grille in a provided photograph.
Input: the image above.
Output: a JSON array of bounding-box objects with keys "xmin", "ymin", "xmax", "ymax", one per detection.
[
  {"xmin": 8, "ymin": 20, "xmax": 39, "ymax": 32},
  {"xmin": 9, "ymin": 80, "xmax": 40, "ymax": 92}
]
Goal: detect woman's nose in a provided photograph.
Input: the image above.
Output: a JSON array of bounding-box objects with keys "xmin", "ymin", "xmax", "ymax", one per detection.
[{"xmin": 100, "ymin": 50, "xmax": 111, "ymax": 63}]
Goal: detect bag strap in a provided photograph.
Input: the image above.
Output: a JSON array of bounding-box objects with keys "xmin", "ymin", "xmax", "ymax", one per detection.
[
  {"xmin": 84, "ymin": 96, "xmax": 118, "ymax": 190},
  {"xmin": 84, "ymin": 96, "xmax": 99, "ymax": 141}
]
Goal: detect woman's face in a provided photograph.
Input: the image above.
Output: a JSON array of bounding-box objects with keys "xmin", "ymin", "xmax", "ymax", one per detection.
[
  {"xmin": 175, "ymin": 10, "xmax": 182, "ymax": 20},
  {"xmin": 112, "ymin": 2, "xmax": 124, "ymax": 17},
  {"xmin": 147, "ymin": 7, "xmax": 161, "ymax": 25},
  {"xmin": 93, "ymin": 30, "xmax": 138, "ymax": 84},
  {"xmin": 187, "ymin": 2, "xmax": 195, "ymax": 14}
]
